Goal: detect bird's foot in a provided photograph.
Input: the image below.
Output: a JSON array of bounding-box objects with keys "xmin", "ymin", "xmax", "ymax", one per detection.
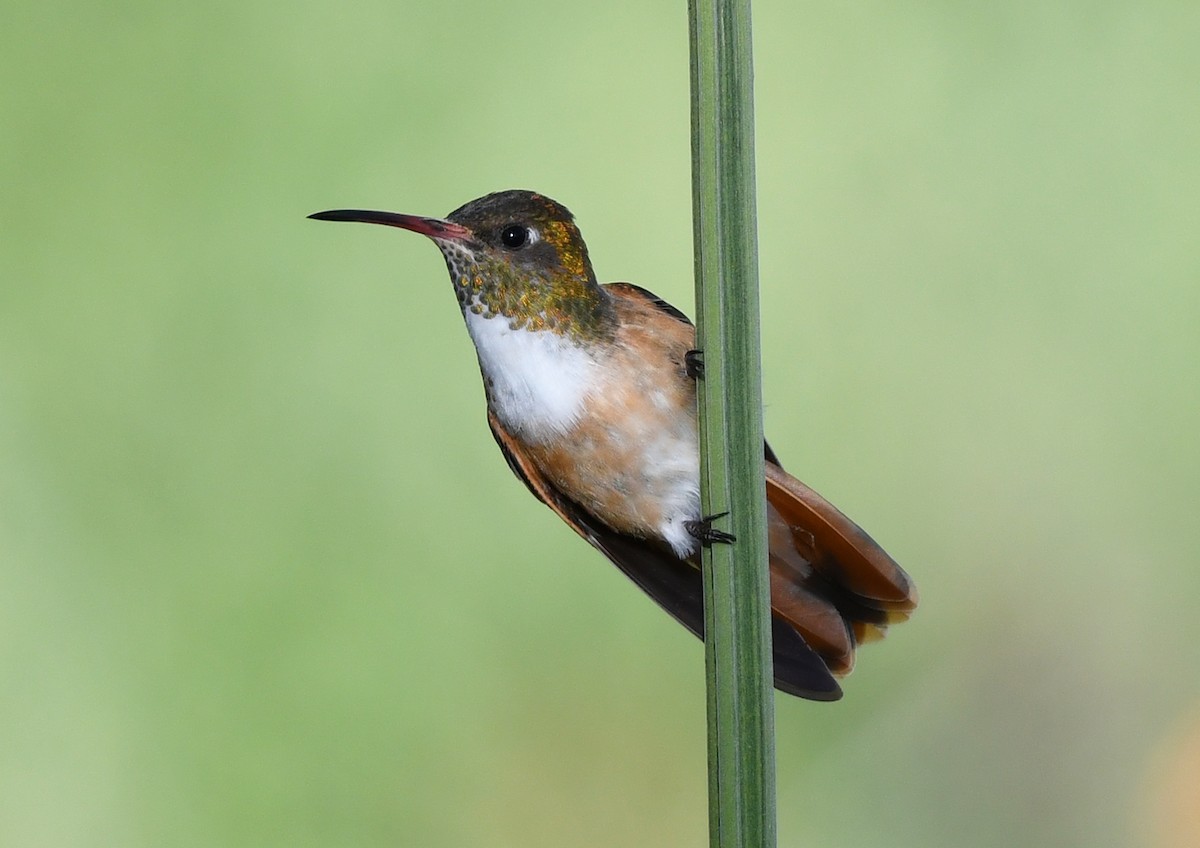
[
  {"xmin": 685, "ymin": 511, "xmax": 736, "ymax": 547},
  {"xmin": 684, "ymin": 349, "xmax": 705, "ymax": 380}
]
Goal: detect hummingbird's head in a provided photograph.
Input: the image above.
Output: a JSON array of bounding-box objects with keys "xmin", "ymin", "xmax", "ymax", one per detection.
[{"xmin": 309, "ymin": 190, "xmax": 612, "ymax": 338}]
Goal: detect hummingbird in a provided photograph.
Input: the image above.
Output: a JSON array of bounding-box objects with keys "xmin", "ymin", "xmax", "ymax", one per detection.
[{"xmin": 309, "ymin": 190, "xmax": 916, "ymax": 701}]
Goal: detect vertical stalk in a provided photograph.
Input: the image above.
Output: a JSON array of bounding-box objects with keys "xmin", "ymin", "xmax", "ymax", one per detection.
[{"xmin": 688, "ymin": 1, "xmax": 776, "ymax": 847}]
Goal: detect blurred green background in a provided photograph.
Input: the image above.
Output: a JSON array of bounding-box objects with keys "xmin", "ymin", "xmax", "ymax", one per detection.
[{"xmin": 3, "ymin": 1, "xmax": 1198, "ymax": 846}]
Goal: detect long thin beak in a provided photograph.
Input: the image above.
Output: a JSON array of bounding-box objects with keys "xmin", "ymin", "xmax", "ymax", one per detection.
[{"xmin": 307, "ymin": 209, "xmax": 472, "ymax": 241}]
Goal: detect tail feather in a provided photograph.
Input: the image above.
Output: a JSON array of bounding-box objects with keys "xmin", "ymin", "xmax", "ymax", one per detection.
[{"xmin": 766, "ymin": 463, "xmax": 917, "ymax": 680}]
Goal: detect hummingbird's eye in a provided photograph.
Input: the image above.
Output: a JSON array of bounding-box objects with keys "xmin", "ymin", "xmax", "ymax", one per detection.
[{"xmin": 500, "ymin": 224, "xmax": 532, "ymax": 249}]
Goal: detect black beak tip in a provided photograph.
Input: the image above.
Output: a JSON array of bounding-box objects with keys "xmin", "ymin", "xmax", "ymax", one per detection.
[{"xmin": 308, "ymin": 210, "xmax": 346, "ymax": 222}]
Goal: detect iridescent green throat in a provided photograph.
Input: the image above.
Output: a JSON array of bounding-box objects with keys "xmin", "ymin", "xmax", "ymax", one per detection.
[{"xmin": 438, "ymin": 242, "xmax": 616, "ymax": 341}]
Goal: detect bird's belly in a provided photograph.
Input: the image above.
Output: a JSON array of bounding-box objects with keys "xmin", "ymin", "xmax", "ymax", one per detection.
[
  {"xmin": 467, "ymin": 288, "xmax": 703, "ymax": 555},
  {"xmin": 526, "ymin": 374, "xmax": 702, "ymax": 554}
]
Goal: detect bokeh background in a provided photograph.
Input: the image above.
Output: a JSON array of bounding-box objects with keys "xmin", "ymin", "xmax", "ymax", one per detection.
[{"xmin": 3, "ymin": 2, "xmax": 1198, "ymax": 846}]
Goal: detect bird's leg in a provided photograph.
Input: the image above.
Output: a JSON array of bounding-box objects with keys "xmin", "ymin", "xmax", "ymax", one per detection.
[
  {"xmin": 685, "ymin": 511, "xmax": 736, "ymax": 546},
  {"xmin": 683, "ymin": 352, "xmax": 733, "ymax": 545}
]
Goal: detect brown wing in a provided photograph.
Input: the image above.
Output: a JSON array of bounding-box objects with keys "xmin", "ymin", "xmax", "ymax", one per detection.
[
  {"xmin": 488, "ymin": 410, "xmax": 842, "ymax": 700},
  {"xmin": 604, "ymin": 282, "xmax": 694, "ymax": 326},
  {"xmin": 603, "ymin": 283, "xmax": 783, "ymax": 466},
  {"xmin": 765, "ymin": 462, "xmax": 918, "ymax": 676}
]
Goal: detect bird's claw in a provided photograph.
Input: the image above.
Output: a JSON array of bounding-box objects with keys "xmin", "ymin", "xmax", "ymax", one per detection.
[{"xmin": 685, "ymin": 511, "xmax": 736, "ymax": 547}]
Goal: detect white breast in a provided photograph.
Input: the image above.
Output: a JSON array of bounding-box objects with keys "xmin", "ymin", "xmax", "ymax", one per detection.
[{"xmin": 463, "ymin": 310, "xmax": 598, "ymax": 444}]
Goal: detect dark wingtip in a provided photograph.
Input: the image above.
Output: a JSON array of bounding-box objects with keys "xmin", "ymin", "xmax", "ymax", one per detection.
[
  {"xmin": 778, "ymin": 679, "xmax": 844, "ymax": 702},
  {"xmin": 770, "ymin": 618, "xmax": 845, "ymax": 701}
]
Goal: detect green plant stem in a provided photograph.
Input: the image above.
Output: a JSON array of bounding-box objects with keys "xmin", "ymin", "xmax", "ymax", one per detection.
[{"xmin": 688, "ymin": 1, "xmax": 777, "ymax": 847}]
